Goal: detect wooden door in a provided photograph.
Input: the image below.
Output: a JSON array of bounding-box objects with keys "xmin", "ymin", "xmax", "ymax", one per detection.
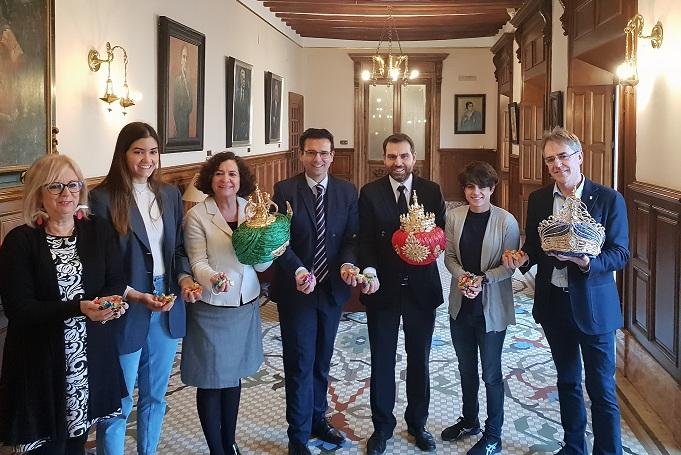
[
  {"xmin": 288, "ymin": 92, "xmax": 304, "ymax": 177},
  {"xmin": 566, "ymin": 85, "xmax": 614, "ymax": 186},
  {"xmin": 519, "ymin": 101, "xmax": 544, "ymax": 231}
]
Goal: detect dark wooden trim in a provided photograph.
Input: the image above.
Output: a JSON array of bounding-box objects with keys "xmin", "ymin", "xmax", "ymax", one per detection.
[{"xmin": 625, "ymin": 180, "xmax": 681, "ymax": 385}]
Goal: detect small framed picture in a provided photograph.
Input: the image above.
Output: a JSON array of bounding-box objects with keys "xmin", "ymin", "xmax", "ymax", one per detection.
[
  {"xmin": 455, "ymin": 94, "xmax": 486, "ymax": 134},
  {"xmin": 226, "ymin": 57, "xmax": 252, "ymax": 147},
  {"xmin": 549, "ymin": 91, "xmax": 564, "ymax": 130},
  {"xmin": 157, "ymin": 16, "xmax": 205, "ymax": 153},
  {"xmin": 264, "ymin": 71, "xmax": 283, "ymax": 144},
  {"xmin": 508, "ymin": 102, "xmax": 519, "ymax": 145}
]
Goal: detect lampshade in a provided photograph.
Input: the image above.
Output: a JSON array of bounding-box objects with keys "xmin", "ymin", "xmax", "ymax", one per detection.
[{"xmin": 182, "ymin": 173, "xmax": 207, "ymax": 203}]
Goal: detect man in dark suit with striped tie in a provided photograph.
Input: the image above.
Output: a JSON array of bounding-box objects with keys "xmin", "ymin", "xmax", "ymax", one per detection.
[
  {"xmin": 270, "ymin": 128, "xmax": 363, "ymax": 455},
  {"xmin": 359, "ymin": 133, "xmax": 446, "ymax": 454}
]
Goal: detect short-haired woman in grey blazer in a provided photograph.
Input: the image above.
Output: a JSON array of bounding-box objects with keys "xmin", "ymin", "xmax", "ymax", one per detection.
[
  {"xmin": 183, "ymin": 152, "xmax": 272, "ymax": 455},
  {"xmin": 441, "ymin": 161, "xmax": 520, "ymax": 455}
]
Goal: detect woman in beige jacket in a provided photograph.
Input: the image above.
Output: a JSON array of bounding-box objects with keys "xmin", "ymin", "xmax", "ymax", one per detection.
[{"xmin": 441, "ymin": 161, "xmax": 520, "ymax": 455}]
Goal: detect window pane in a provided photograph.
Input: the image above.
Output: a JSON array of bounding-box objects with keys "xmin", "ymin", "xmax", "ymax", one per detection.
[
  {"xmin": 368, "ymin": 85, "xmax": 394, "ymax": 160},
  {"xmin": 400, "ymin": 84, "xmax": 426, "ymax": 160}
]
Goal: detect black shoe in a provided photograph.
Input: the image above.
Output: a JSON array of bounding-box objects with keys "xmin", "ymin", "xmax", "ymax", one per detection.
[
  {"xmin": 366, "ymin": 431, "xmax": 390, "ymax": 455},
  {"xmin": 288, "ymin": 441, "xmax": 312, "ymax": 455},
  {"xmin": 407, "ymin": 427, "xmax": 437, "ymax": 452},
  {"xmin": 229, "ymin": 443, "xmax": 242, "ymax": 455},
  {"xmin": 466, "ymin": 434, "xmax": 502, "ymax": 455},
  {"xmin": 441, "ymin": 416, "xmax": 482, "ymax": 441},
  {"xmin": 311, "ymin": 416, "xmax": 346, "ymax": 445}
]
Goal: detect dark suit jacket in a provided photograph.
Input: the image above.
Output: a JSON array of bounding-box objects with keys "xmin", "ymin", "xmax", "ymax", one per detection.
[
  {"xmin": 0, "ymin": 217, "xmax": 126, "ymax": 445},
  {"xmin": 269, "ymin": 173, "xmax": 359, "ymax": 307},
  {"xmin": 522, "ymin": 178, "xmax": 630, "ymax": 335},
  {"xmin": 358, "ymin": 175, "xmax": 446, "ymax": 310},
  {"xmin": 89, "ymin": 184, "xmax": 191, "ymax": 354}
]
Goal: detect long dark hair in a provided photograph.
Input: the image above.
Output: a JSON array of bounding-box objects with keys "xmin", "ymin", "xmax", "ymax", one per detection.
[{"xmin": 97, "ymin": 122, "xmax": 164, "ymax": 235}]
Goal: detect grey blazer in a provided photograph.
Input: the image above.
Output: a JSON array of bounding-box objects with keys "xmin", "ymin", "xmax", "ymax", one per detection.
[{"xmin": 444, "ymin": 204, "xmax": 520, "ymax": 332}]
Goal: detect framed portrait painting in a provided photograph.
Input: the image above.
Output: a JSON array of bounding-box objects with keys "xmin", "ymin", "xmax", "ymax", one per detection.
[
  {"xmin": 226, "ymin": 57, "xmax": 252, "ymax": 147},
  {"xmin": 455, "ymin": 94, "xmax": 485, "ymax": 134},
  {"xmin": 264, "ymin": 71, "xmax": 282, "ymax": 144},
  {"xmin": 158, "ymin": 16, "xmax": 205, "ymax": 153},
  {"xmin": 549, "ymin": 91, "xmax": 563, "ymax": 130},
  {"xmin": 508, "ymin": 102, "xmax": 519, "ymax": 145},
  {"xmin": 0, "ymin": 0, "xmax": 55, "ymax": 186}
]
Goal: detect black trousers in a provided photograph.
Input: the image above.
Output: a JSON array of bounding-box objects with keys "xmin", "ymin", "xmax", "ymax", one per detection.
[
  {"xmin": 29, "ymin": 433, "xmax": 87, "ymax": 455},
  {"xmin": 366, "ymin": 290, "xmax": 436, "ymax": 434}
]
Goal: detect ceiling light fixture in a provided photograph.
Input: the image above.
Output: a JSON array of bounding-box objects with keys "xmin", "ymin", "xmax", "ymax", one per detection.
[{"xmin": 361, "ymin": 6, "xmax": 418, "ymax": 85}]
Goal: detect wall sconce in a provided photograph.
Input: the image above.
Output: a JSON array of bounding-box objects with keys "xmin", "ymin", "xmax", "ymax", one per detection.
[
  {"xmin": 617, "ymin": 14, "xmax": 663, "ymax": 86},
  {"xmin": 88, "ymin": 42, "xmax": 135, "ymax": 114}
]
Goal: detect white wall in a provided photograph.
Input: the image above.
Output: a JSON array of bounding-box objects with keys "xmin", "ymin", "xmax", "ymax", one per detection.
[
  {"xmin": 635, "ymin": 0, "xmax": 681, "ymax": 190},
  {"xmin": 302, "ymin": 49, "xmax": 356, "ymax": 146},
  {"xmin": 54, "ymin": 0, "xmax": 305, "ymax": 178},
  {"xmin": 440, "ymin": 48, "xmax": 498, "ymax": 149}
]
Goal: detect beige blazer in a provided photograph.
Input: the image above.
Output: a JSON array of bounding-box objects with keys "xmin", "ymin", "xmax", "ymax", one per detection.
[
  {"xmin": 444, "ymin": 204, "xmax": 520, "ymax": 332},
  {"xmin": 184, "ymin": 196, "xmax": 271, "ymax": 307}
]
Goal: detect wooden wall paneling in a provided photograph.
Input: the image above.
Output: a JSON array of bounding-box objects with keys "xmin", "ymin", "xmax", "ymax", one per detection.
[
  {"xmin": 330, "ymin": 148, "xmax": 354, "ymax": 182},
  {"xmin": 491, "ymin": 32, "xmax": 514, "ymax": 211},
  {"xmin": 289, "ymin": 92, "xmax": 304, "ymax": 177},
  {"xmin": 439, "ymin": 148, "xmax": 496, "ymax": 201},
  {"xmin": 626, "ymin": 181, "xmax": 681, "ymax": 384}
]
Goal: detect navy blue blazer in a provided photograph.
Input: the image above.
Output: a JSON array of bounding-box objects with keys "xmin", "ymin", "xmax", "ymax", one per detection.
[
  {"xmin": 269, "ymin": 173, "xmax": 359, "ymax": 307},
  {"xmin": 358, "ymin": 175, "xmax": 446, "ymax": 310},
  {"xmin": 522, "ymin": 178, "xmax": 630, "ymax": 335},
  {"xmin": 89, "ymin": 184, "xmax": 191, "ymax": 354}
]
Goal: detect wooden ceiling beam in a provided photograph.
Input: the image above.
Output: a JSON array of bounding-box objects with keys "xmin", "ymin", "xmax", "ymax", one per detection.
[
  {"xmin": 275, "ymin": 13, "xmax": 509, "ymax": 27},
  {"xmin": 294, "ymin": 28, "xmax": 500, "ymax": 41},
  {"xmin": 262, "ymin": 4, "xmax": 516, "ymax": 15}
]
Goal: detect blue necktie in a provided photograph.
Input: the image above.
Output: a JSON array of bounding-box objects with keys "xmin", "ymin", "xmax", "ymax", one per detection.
[{"xmin": 313, "ymin": 184, "xmax": 328, "ymax": 283}]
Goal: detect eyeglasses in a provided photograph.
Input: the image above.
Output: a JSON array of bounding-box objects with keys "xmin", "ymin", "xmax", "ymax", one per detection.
[
  {"xmin": 44, "ymin": 180, "xmax": 84, "ymax": 195},
  {"xmin": 543, "ymin": 150, "xmax": 580, "ymax": 165},
  {"xmin": 303, "ymin": 151, "xmax": 332, "ymax": 159}
]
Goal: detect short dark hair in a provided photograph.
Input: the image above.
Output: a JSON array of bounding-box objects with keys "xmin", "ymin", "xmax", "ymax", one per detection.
[
  {"xmin": 458, "ymin": 161, "xmax": 498, "ymax": 189},
  {"xmin": 465, "ymin": 101, "xmax": 474, "ymax": 109},
  {"xmin": 195, "ymin": 151, "xmax": 256, "ymax": 197},
  {"xmin": 382, "ymin": 133, "xmax": 415, "ymax": 156},
  {"xmin": 299, "ymin": 128, "xmax": 335, "ymax": 152}
]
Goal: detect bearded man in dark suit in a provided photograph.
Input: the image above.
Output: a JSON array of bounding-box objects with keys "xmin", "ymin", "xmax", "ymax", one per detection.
[{"xmin": 359, "ymin": 133, "xmax": 446, "ymax": 454}]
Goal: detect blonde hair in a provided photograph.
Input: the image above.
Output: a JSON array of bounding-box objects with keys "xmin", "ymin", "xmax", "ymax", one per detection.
[
  {"xmin": 22, "ymin": 154, "xmax": 89, "ymax": 228},
  {"xmin": 541, "ymin": 126, "xmax": 582, "ymax": 156}
]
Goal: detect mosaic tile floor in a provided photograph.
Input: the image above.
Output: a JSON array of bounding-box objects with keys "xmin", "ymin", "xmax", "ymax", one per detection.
[{"xmin": 80, "ymin": 258, "xmax": 648, "ymax": 455}]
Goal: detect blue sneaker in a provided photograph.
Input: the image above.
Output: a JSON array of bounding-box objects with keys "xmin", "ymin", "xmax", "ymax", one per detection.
[{"xmin": 467, "ymin": 434, "xmax": 502, "ymax": 455}]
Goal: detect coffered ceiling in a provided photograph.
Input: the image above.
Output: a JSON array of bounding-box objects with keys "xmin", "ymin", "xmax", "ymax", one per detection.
[{"xmin": 257, "ymin": 0, "xmax": 524, "ymax": 41}]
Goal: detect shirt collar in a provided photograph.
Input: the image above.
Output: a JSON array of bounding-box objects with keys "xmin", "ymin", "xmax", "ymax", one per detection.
[
  {"xmin": 305, "ymin": 174, "xmax": 328, "ymax": 193},
  {"xmin": 388, "ymin": 173, "xmax": 413, "ymax": 197},
  {"xmin": 553, "ymin": 174, "xmax": 585, "ymax": 200}
]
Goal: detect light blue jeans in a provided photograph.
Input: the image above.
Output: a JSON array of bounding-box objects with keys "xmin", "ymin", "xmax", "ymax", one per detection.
[{"xmin": 96, "ymin": 276, "xmax": 179, "ymax": 455}]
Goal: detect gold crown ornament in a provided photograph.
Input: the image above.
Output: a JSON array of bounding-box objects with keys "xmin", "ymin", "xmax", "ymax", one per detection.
[
  {"xmin": 232, "ymin": 184, "xmax": 292, "ymax": 265},
  {"xmin": 538, "ymin": 194, "xmax": 605, "ymax": 257},
  {"xmin": 391, "ymin": 191, "xmax": 446, "ymax": 266}
]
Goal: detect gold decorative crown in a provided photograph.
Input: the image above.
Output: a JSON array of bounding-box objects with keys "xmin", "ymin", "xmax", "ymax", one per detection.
[
  {"xmin": 399, "ymin": 191, "xmax": 436, "ymax": 233},
  {"xmin": 244, "ymin": 184, "xmax": 278, "ymax": 228},
  {"xmin": 538, "ymin": 194, "xmax": 606, "ymax": 257}
]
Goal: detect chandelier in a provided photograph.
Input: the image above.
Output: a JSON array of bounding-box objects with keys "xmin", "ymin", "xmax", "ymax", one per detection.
[{"xmin": 361, "ymin": 6, "xmax": 419, "ymax": 85}]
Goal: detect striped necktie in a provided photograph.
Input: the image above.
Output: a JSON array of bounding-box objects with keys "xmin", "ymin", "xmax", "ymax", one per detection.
[{"xmin": 313, "ymin": 184, "xmax": 328, "ymax": 283}]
